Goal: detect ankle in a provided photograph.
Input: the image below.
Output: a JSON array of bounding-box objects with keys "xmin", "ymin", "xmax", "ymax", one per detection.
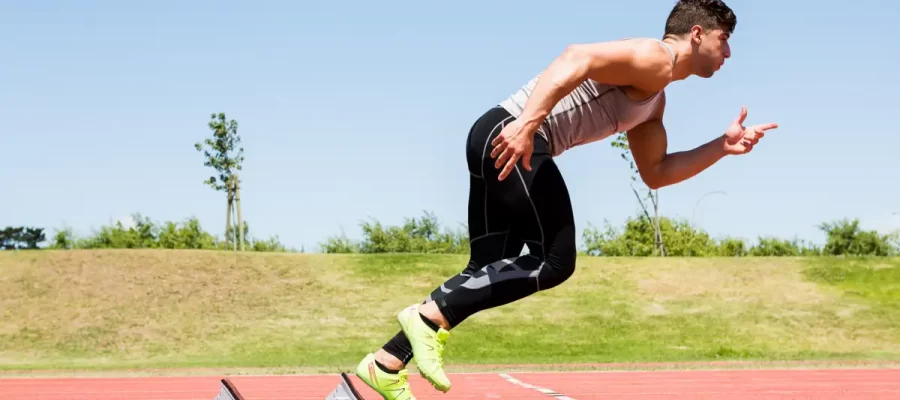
[
  {"xmin": 419, "ymin": 302, "xmax": 451, "ymax": 330},
  {"xmin": 375, "ymin": 349, "xmax": 406, "ymax": 371},
  {"xmin": 418, "ymin": 311, "xmax": 442, "ymax": 332}
]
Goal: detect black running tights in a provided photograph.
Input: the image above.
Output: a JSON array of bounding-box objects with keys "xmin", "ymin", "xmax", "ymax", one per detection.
[{"xmin": 381, "ymin": 106, "xmax": 577, "ymax": 364}]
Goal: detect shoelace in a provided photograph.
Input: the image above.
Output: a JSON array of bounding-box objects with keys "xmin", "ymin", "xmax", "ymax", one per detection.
[{"xmin": 434, "ymin": 335, "xmax": 446, "ymax": 368}]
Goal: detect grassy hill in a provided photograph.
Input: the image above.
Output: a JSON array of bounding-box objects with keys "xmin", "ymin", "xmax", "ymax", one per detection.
[{"xmin": 1, "ymin": 250, "xmax": 899, "ymax": 373}]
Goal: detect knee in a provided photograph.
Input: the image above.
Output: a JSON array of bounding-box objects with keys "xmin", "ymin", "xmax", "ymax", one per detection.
[{"xmin": 538, "ymin": 245, "xmax": 577, "ymax": 291}]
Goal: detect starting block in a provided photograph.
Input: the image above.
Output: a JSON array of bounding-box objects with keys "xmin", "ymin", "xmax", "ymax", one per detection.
[
  {"xmin": 325, "ymin": 372, "xmax": 366, "ymax": 400},
  {"xmin": 212, "ymin": 373, "xmax": 365, "ymax": 400},
  {"xmin": 213, "ymin": 378, "xmax": 246, "ymax": 400}
]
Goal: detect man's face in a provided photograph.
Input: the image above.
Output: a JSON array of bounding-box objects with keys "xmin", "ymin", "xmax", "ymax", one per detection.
[{"xmin": 692, "ymin": 26, "xmax": 731, "ymax": 78}]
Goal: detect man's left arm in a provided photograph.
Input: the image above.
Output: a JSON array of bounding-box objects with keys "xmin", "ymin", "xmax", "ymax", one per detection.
[
  {"xmin": 626, "ymin": 119, "xmax": 728, "ymax": 189},
  {"xmin": 626, "ymin": 96, "xmax": 776, "ymax": 190}
]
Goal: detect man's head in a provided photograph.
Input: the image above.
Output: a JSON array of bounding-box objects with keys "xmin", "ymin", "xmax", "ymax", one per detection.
[{"xmin": 664, "ymin": 0, "xmax": 736, "ymax": 78}]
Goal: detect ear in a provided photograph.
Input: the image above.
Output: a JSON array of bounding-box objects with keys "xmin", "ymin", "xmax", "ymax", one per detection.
[{"xmin": 690, "ymin": 25, "xmax": 704, "ymax": 43}]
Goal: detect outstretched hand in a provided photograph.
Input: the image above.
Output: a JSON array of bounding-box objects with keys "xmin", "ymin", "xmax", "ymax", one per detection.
[
  {"xmin": 723, "ymin": 106, "xmax": 779, "ymax": 155},
  {"xmin": 490, "ymin": 119, "xmax": 536, "ymax": 181}
]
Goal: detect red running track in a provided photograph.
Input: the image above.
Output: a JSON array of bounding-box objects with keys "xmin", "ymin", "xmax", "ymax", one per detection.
[{"xmin": 1, "ymin": 368, "xmax": 898, "ymax": 399}]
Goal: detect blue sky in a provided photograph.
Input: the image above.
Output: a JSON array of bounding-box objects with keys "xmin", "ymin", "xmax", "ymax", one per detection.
[{"xmin": 3, "ymin": 0, "xmax": 899, "ymax": 252}]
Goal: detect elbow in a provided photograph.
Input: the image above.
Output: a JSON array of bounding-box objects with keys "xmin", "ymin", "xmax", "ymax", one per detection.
[
  {"xmin": 645, "ymin": 179, "xmax": 664, "ymax": 190},
  {"xmin": 639, "ymin": 170, "xmax": 666, "ymax": 190}
]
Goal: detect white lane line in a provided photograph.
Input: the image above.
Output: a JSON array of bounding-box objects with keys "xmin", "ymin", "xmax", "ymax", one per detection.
[{"xmin": 498, "ymin": 373, "xmax": 577, "ymax": 400}]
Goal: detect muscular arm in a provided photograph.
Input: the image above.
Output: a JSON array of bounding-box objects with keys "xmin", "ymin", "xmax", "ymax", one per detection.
[
  {"xmin": 516, "ymin": 39, "xmax": 673, "ymax": 134},
  {"xmin": 626, "ymin": 97, "xmax": 729, "ymax": 190}
]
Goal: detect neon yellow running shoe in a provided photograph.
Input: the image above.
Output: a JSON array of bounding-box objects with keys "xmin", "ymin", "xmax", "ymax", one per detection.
[
  {"xmin": 397, "ymin": 304, "xmax": 451, "ymax": 392},
  {"xmin": 355, "ymin": 353, "xmax": 415, "ymax": 400}
]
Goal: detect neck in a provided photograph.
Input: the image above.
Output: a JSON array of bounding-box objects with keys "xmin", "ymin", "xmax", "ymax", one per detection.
[{"xmin": 661, "ymin": 36, "xmax": 693, "ymax": 81}]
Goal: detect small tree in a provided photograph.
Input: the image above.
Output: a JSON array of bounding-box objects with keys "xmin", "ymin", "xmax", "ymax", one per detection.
[
  {"xmin": 819, "ymin": 218, "xmax": 898, "ymax": 256},
  {"xmin": 195, "ymin": 112, "xmax": 245, "ymax": 250},
  {"xmin": 0, "ymin": 226, "xmax": 46, "ymax": 250},
  {"xmin": 611, "ymin": 133, "xmax": 665, "ymax": 256}
]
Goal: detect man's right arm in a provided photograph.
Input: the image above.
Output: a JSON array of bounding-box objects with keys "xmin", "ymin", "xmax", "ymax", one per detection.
[
  {"xmin": 515, "ymin": 39, "xmax": 674, "ymax": 133},
  {"xmin": 489, "ymin": 39, "xmax": 675, "ymax": 181}
]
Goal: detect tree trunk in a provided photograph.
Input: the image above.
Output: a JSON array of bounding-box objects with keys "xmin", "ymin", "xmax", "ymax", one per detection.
[
  {"xmin": 652, "ymin": 190, "xmax": 666, "ymax": 256},
  {"xmin": 226, "ymin": 175, "xmax": 234, "ymax": 251},
  {"xmin": 235, "ymin": 173, "xmax": 244, "ymax": 251}
]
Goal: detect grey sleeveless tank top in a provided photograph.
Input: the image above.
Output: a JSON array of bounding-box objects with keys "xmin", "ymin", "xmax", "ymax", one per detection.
[{"xmin": 498, "ymin": 39, "xmax": 675, "ymax": 157}]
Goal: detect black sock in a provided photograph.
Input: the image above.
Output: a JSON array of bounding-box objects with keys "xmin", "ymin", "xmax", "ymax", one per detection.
[
  {"xmin": 374, "ymin": 359, "xmax": 400, "ymax": 374},
  {"xmin": 419, "ymin": 312, "xmax": 441, "ymax": 332},
  {"xmin": 381, "ymin": 331, "xmax": 414, "ymax": 364}
]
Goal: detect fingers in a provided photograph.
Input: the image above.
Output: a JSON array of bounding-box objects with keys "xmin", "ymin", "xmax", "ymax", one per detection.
[
  {"xmin": 494, "ymin": 145, "xmax": 522, "ymax": 180},
  {"xmin": 490, "ymin": 126, "xmax": 512, "ymax": 158},
  {"xmin": 728, "ymin": 114, "xmax": 777, "ymax": 156},
  {"xmin": 490, "ymin": 130, "xmax": 505, "ymax": 147},
  {"xmin": 490, "ymin": 135, "xmax": 507, "ymax": 158},
  {"xmin": 497, "ymin": 153, "xmax": 520, "ymax": 181},
  {"xmin": 494, "ymin": 146, "xmax": 511, "ymax": 169},
  {"xmin": 493, "ymin": 144, "xmax": 532, "ymax": 181},
  {"xmin": 491, "ymin": 131, "xmax": 518, "ymax": 180},
  {"xmin": 737, "ymin": 105, "xmax": 747, "ymax": 124},
  {"xmin": 744, "ymin": 124, "xmax": 775, "ymax": 140},
  {"xmin": 747, "ymin": 128, "xmax": 764, "ymax": 141},
  {"xmin": 488, "ymin": 121, "xmax": 534, "ymax": 179}
]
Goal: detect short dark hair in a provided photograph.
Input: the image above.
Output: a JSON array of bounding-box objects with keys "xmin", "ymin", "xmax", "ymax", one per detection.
[{"xmin": 664, "ymin": 0, "xmax": 736, "ymax": 37}]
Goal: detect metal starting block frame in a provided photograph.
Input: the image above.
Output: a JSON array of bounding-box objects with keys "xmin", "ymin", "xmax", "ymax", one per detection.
[
  {"xmin": 326, "ymin": 372, "xmax": 365, "ymax": 399},
  {"xmin": 213, "ymin": 378, "xmax": 246, "ymax": 400},
  {"xmin": 213, "ymin": 373, "xmax": 364, "ymax": 400}
]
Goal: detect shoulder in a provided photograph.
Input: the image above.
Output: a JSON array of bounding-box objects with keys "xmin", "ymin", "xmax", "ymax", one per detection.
[
  {"xmin": 574, "ymin": 37, "xmax": 674, "ymax": 93},
  {"xmin": 624, "ymin": 38, "xmax": 675, "ymax": 91},
  {"xmin": 620, "ymin": 38, "xmax": 672, "ymax": 58}
]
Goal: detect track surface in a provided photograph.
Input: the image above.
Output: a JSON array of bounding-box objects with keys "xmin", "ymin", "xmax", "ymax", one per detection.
[{"xmin": 1, "ymin": 368, "xmax": 898, "ymax": 399}]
